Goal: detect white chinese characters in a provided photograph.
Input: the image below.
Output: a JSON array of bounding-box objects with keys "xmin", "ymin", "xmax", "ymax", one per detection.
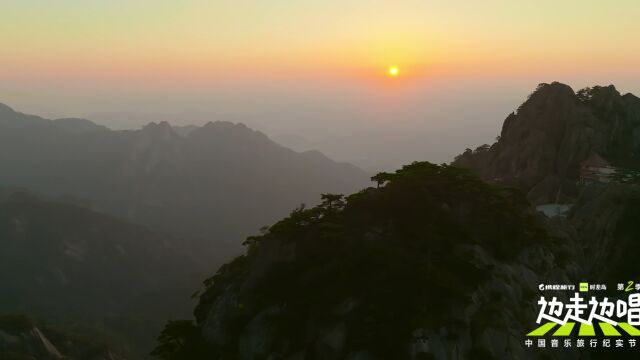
[{"xmin": 536, "ymin": 293, "xmax": 640, "ymax": 326}]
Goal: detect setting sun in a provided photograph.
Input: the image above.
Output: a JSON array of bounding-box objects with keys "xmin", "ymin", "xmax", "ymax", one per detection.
[{"xmin": 389, "ymin": 66, "xmax": 399, "ymax": 77}]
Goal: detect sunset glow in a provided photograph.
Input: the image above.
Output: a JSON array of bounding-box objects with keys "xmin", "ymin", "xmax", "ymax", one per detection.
[
  {"xmin": 2, "ymin": 1, "xmax": 640, "ymax": 121},
  {"xmin": 2, "ymin": 1, "xmax": 640, "ymax": 85}
]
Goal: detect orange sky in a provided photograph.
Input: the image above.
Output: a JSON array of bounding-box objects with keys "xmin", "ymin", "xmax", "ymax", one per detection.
[
  {"xmin": 3, "ymin": 1, "xmax": 640, "ymax": 84},
  {"xmin": 3, "ymin": 1, "xmax": 640, "ymax": 170}
]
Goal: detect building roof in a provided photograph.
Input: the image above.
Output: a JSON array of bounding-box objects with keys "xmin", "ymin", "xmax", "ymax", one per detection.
[{"xmin": 581, "ymin": 153, "xmax": 611, "ymax": 168}]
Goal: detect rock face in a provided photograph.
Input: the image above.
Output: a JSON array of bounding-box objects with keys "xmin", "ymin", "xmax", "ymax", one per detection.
[
  {"xmin": 454, "ymin": 82, "xmax": 640, "ymax": 205},
  {"xmin": 451, "ymin": 82, "xmax": 640, "ymax": 282},
  {"xmin": 558, "ymin": 182, "xmax": 640, "ymax": 282}
]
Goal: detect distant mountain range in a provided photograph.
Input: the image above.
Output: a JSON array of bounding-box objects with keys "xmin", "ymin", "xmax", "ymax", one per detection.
[{"xmin": 0, "ymin": 103, "xmax": 370, "ymax": 262}]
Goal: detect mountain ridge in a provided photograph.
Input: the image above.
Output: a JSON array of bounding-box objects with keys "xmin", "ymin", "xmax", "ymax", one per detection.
[{"xmin": 0, "ymin": 103, "xmax": 370, "ymax": 263}]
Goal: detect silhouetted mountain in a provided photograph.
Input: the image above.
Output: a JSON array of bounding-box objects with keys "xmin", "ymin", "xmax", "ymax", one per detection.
[
  {"xmin": 153, "ymin": 162, "xmax": 561, "ymax": 359},
  {"xmin": 152, "ymin": 83, "xmax": 640, "ymax": 359},
  {"xmin": 452, "ymin": 82, "xmax": 640, "ymax": 281},
  {"xmin": 0, "ymin": 104, "xmax": 370, "ymax": 262},
  {"xmin": 454, "ymin": 82, "xmax": 640, "ymax": 204},
  {"xmin": 0, "ymin": 190, "xmax": 205, "ymax": 358}
]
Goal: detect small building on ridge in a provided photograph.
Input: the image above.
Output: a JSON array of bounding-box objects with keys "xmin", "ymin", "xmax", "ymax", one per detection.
[{"xmin": 579, "ymin": 153, "xmax": 616, "ymax": 184}]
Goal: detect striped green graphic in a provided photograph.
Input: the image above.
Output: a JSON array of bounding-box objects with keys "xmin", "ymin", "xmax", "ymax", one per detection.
[
  {"xmin": 553, "ymin": 322, "xmax": 575, "ymax": 336},
  {"xmin": 578, "ymin": 323, "xmax": 595, "ymax": 336},
  {"xmin": 619, "ymin": 323, "xmax": 640, "ymax": 336},
  {"xmin": 527, "ymin": 323, "xmax": 557, "ymax": 336},
  {"xmin": 527, "ymin": 322, "xmax": 640, "ymax": 337},
  {"xmin": 599, "ymin": 323, "xmax": 621, "ymax": 336}
]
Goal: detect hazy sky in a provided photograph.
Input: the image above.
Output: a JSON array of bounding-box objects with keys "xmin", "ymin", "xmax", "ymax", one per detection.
[{"xmin": 3, "ymin": 1, "xmax": 640, "ymax": 171}]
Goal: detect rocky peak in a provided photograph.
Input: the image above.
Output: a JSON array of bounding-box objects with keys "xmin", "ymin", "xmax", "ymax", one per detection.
[
  {"xmin": 193, "ymin": 121, "xmax": 260, "ymax": 139},
  {"xmin": 502, "ymin": 82, "xmax": 582, "ymax": 143},
  {"xmin": 122, "ymin": 121, "xmax": 184, "ymax": 179},
  {"xmin": 579, "ymin": 84, "xmax": 620, "ymax": 101},
  {"xmin": 196, "ymin": 121, "xmax": 249, "ymax": 134},
  {"xmin": 140, "ymin": 121, "xmax": 177, "ymax": 140},
  {"xmin": 134, "ymin": 121, "xmax": 181, "ymax": 152},
  {"xmin": 454, "ymin": 82, "xmax": 640, "ymax": 205},
  {"xmin": 189, "ymin": 121, "xmax": 276, "ymax": 152},
  {"xmin": 528, "ymin": 81, "xmax": 576, "ymax": 100}
]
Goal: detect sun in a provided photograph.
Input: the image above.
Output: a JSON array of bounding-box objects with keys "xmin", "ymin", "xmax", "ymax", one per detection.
[{"xmin": 388, "ymin": 66, "xmax": 399, "ymax": 77}]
